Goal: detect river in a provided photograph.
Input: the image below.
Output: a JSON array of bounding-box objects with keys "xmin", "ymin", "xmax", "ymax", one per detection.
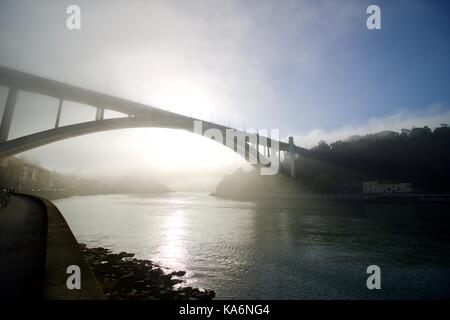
[{"xmin": 54, "ymin": 192, "xmax": 450, "ymax": 299}]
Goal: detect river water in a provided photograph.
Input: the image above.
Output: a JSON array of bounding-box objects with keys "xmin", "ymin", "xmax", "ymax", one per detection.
[{"xmin": 54, "ymin": 192, "xmax": 450, "ymax": 299}]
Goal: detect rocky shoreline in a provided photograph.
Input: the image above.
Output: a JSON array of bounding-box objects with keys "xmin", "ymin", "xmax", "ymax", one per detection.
[{"xmin": 80, "ymin": 244, "xmax": 215, "ymax": 300}]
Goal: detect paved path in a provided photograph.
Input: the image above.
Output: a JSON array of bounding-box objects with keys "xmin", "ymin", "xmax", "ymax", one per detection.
[
  {"xmin": 0, "ymin": 193, "xmax": 104, "ymax": 300},
  {"xmin": 0, "ymin": 194, "xmax": 47, "ymax": 299},
  {"xmin": 40, "ymin": 197, "xmax": 105, "ymax": 299}
]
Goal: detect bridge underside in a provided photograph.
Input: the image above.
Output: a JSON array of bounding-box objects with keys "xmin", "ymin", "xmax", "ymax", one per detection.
[
  {"xmin": 0, "ymin": 116, "xmax": 270, "ymax": 166},
  {"xmin": 0, "ymin": 66, "xmax": 303, "ymax": 177}
]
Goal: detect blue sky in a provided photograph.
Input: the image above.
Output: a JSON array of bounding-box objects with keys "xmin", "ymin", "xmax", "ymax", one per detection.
[
  {"xmin": 1, "ymin": 0, "xmax": 449, "ymax": 134},
  {"xmin": 270, "ymin": 0, "xmax": 450, "ymax": 132},
  {"xmin": 0, "ymin": 0, "xmax": 449, "ymax": 186}
]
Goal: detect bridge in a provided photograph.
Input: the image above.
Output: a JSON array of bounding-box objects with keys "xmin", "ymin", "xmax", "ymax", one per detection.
[{"xmin": 0, "ymin": 66, "xmax": 306, "ymax": 178}]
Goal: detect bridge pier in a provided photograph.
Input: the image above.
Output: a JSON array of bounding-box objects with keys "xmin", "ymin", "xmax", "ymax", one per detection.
[
  {"xmin": 244, "ymin": 135, "xmax": 249, "ymax": 162},
  {"xmin": 55, "ymin": 99, "xmax": 63, "ymax": 128},
  {"xmin": 95, "ymin": 107, "xmax": 105, "ymax": 121},
  {"xmin": 288, "ymin": 136, "xmax": 296, "ymax": 179},
  {"xmin": 0, "ymin": 87, "xmax": 18, "ymax": 143},
  {"xmin": 256, "ymin": 133, "xmax": 259, "ymax": 162}
]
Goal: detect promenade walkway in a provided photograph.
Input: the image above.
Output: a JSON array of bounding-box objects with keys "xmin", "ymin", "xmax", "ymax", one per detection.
[
  {"xmin": 0, "ymin": 193, "xmax": 104, "ymax": 300},
  {"xmin": 0, "ymin": 194, "xmax": 46, "ymax": 299}
]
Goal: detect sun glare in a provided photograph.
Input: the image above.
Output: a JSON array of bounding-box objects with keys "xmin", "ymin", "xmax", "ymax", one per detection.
[{"xmin": 124, "ymin": 128, "xmax": 246, "ymax": 171}]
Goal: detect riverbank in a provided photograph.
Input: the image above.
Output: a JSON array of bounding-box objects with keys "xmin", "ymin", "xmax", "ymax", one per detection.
[
  {"xmin": 24, "ymin": 190, "xmax": 172, "ymax": 201},
  {"xmin": 213, "ymin": 169, "xmax": 450, "ymax": 204},
  {"xmin": 80, "ymin": 244, "xmax": 215, "ymax": 300},
  {"xmin": 211, "ymin": 191, "xmax": 450, "ymax": 204}
]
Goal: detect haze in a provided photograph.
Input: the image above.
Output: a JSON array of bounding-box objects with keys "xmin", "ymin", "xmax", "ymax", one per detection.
[{"xmin": 1, "ymin": 0, "xmax": 449, "ymax": 190}]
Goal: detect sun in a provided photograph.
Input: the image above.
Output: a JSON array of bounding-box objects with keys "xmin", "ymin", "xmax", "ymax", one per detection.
[{"xmin": 145, "ymin": 77, "xmax": 216, "ymax": 120}]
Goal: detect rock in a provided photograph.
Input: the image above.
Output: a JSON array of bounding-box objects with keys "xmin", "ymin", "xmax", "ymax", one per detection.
[
  {"xmin": 170, "ymin": 279, "xmax": 183, "ymax": 285},
  {"xmin": 183, "ymin": 286, "xmax": 193, "ymax": 293},
  {"xmin": 118, "ymin": 251, "xmax": 135, "ymax": 259},
  {"xmin": 120, "ymin": 272, "xmax": 134, "ymax": 279},
  {"xmin": 80, "ymin": 245, "xmax": 215, "ymax": 300}
]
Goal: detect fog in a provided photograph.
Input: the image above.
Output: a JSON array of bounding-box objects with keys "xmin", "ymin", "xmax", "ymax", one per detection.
[
  {"xmin": 1, "ymin": 0, "xmax": 449, "ymax": 191},
  {"xmin": 0, "ymin": 89, "xmax": 251, "ymax": 191}
]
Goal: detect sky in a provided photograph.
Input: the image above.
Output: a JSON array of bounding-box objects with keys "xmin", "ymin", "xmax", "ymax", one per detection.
[{"xmin": 0, "ymin": 0, "xmax": 450, "ymax": 190}]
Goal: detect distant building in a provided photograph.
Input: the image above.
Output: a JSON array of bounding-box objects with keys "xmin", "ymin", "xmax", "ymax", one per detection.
[
  {"xmin": 0, "ymin": 157, "xmax": 52, "ymax": 191},
  {"xmin": 362, "ymin": 181, "xmax": 412, "ymax": 194}
]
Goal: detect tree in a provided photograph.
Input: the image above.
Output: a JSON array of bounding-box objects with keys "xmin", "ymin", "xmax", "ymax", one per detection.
[{"xmin": 313, "ymin": 140, "xmax": 331, "ymax": 153}]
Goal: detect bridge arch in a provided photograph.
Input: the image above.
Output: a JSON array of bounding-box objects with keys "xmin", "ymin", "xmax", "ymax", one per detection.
[
  {"xmin": 0, "ymin": 116, "xmax": 270, "ymax": 167},
  {"xmin": 0, "ymin": 66, "xmax": 304, "ymax": 177}
]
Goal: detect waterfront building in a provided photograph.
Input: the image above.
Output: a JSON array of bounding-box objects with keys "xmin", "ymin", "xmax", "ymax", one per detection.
[{"xmin": 362, "ymin": 180, "xmax": 413, "ymax": 194}]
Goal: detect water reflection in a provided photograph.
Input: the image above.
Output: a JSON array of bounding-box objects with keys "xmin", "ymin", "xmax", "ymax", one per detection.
[
  {"xmin": 158, "ymin": 209, "xmax": 187, "ymax": 272},
  {"xmin": 55, "ymin": 193, "xmax": 450, "ymax": 299}
]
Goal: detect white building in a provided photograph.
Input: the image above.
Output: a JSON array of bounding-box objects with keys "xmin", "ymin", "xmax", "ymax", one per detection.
[{"xmin": 362, "ymin": 181, "xmax": 412, "ymax": 194}]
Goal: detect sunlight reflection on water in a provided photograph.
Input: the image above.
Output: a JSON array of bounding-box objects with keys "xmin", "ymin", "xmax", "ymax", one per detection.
[{"xmin": 54, "ymin": 192, "xmax": 450, "ymax": 299}]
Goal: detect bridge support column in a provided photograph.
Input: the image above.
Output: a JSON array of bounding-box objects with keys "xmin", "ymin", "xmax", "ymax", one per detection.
[
  {"xmin": 256, "ymin": 133, "xmax": 259, "ymax": 162},
  {"xmin": 288, "ymin": 136, "xmax": 296, "ymax": 179},
  {"xmin": 55, "ymin": 99, "xmax": 63, "ymax": 128},
  {"xmin": 95, "ymin": 107, "xmax": 105, "ymax": 121},
  {"xmin": 244, "ymin": 135, "xmax": 249, "ymax": 162},
  {"xmin": 0, "ymin": 87, "xmax": 18, "ymax": 143}
]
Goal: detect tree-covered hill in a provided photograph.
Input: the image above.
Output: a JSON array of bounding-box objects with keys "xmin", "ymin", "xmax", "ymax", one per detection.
[{"xmin": 290, "ymin": 125, "xmax": 450, "ymax": 193}]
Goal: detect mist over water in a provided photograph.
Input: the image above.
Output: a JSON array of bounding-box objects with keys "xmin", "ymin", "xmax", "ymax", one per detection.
[{"xmin": 55, "ymin": 193, "xmax": 450, "ymax": 299}]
